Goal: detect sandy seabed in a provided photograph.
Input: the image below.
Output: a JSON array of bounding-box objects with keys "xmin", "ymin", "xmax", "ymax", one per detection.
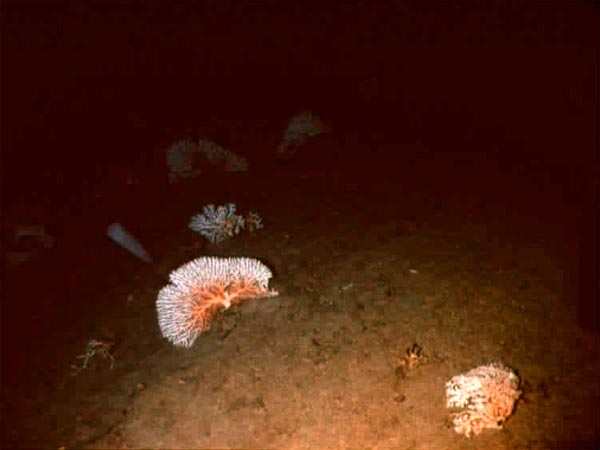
[{"xmin": 3, "ymin": 143, "xmax": 598, "ymax": 449}]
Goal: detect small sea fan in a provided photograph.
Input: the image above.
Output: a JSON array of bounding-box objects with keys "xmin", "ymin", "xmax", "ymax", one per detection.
[
  {"xmin": 245, "ymin": 211, "xmax": 263, "ymax": 232},
  {"xmin": 197, "ymin": 139, "xmax": 225, "ymax": 165},
  {"xmin": 189, "ymin": 203, "xmax": 245, "ymax": 244},
  {"xmin": 197, "ymin": 139, "xmax": 248, "ymax": 172},
  {"xmin": 166, "ymin": 139, "xmax": 199, "ymax": 182},
  {"xmin": 222, "ymin": 151, "xmax": 248, "ymax": 172},
  {"xmin": 156, "ymin": 256, "xmax": 278, "ymax": 347},
  {"xmin": 277, "ymin": 112, "xmax": 327, "ymax": 159},
  {"xmin": 446, "ymin": 362, "xmax": 522, "ymax": 437}
]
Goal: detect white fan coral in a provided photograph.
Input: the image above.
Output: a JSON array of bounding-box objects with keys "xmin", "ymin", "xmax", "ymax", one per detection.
[
  {"xmin": 166, "ymin": 139, "xmax": 248, "ymax": 183},
  {"xmin": 197, "ymin": 139, "xmax": 248, "ymax": 172},
  {"xmin": 277, "ymin": 112, "xmax": 327, "ymax": 159},
  {"xmin": 156, "ymin": 256, "xmax": 278, "ymax": 347},
  {"xmin": 189, "ymin": 203, "xmax": 245, "ymax": 244},
  {"xmin": 446, "ymin": 362, "xmax": 522, "ymax": 437}
]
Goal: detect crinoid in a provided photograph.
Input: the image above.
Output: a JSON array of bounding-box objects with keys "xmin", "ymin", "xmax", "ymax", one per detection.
[{"xmin": 395, "ymin": 343, "xmax": 432, "ymax": 378}]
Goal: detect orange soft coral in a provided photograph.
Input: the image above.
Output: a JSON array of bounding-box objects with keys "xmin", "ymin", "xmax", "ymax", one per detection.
[{"xmin": 186, "ymin": 280, "xmax": 278, "ymax": 334}]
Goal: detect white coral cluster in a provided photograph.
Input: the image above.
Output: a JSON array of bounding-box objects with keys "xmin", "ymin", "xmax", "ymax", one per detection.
[
  {"xmin": 156, "ymin": 256, "xmax": 278, "ymax": 347},
  {"xmin": 446, "ymin": 362, "xmax": 522, "ymax": 437},
  {"xmin": 189, "ymin": 204, "xmax": 264, "ymax": 244},
  {"xmin": 277, "ymin": 112, "xmax": 327, "ymax": 159},
  {"xmin": 166, "ymin": 140, "xmax": 200, "ymax": 182},
  {"xmin": 166, "ymin": 139, "xmax": 248, "ymax": 183},
  {"xmin": 189, "ymin": 204, "xmax": 245, "ymax": 244},
  {"xmin": 197, "ymin": 139, "xmax": 248, "ymax": 172}
]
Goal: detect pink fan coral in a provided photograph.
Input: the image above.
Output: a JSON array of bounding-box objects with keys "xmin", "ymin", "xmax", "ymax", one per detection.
[{"xmin": 156, "ymin": 257, "xmax": 278, "ymax": 347}]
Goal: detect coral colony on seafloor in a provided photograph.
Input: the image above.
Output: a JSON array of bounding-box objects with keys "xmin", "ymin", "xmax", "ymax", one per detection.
[
  {"xmin": 189, "ymin": 204, "xmax": 264, "ymax": 244},
  {"xmin": 189, "ymin": 204, "xmax": 245, "ymax": 244},
  {"xmin": 244, "ymin": 211, "xmax": 263, "ymax": 233},
  {"xmin": 166, "ymin": 139, "xmax": 199, "ymax": 182},
  {"xmin": 166, "ymin": 138, "xmax": 248, "ymax": 182},
  {"xmin": 446, "ymin": 362, "xmax": 522, "ymax": 437},
  {"xmin": 277, "ymin": 112, "xmax": 327, "ymax": 159},
  {"xmin": 156, "ymin": 256, "xmax": 278, "ymax": 347},
  {"xmin": 197, "ymin": 139, "xmax": 248, "ymax": 172}
]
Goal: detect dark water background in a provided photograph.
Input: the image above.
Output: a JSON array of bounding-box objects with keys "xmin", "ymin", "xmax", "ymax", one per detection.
[{"xmin": 2, "ymin": 1, "xmax": 596, "ymax": 188}]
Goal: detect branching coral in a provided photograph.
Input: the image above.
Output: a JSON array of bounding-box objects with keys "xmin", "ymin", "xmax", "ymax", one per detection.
[
  {"xmin": 156, "ymin": 256, "xmax": 278, "ymax": 347},
  {"xmin": 446, "ymin": 362, "xmax": 522, "ymax": 437},
  {"xmin": 189, "ymin": 204, "xmax": 245, "ymax": 244},
  {"xmin": 277, "ymin": 112, "xmax": 327, "ymax": 159}
]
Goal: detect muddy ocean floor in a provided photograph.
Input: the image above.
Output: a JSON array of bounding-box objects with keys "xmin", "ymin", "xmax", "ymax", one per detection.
[{"xmin": 2, "ymin": 141, "xmax": 599, "ymax": 449}]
